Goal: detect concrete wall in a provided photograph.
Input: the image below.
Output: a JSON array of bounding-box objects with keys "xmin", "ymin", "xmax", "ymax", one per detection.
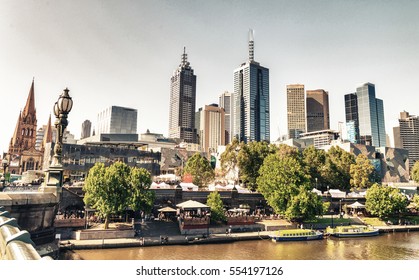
[{"xmin": 0, "ymin": 192, "xmax": 58, "ymax": 244}]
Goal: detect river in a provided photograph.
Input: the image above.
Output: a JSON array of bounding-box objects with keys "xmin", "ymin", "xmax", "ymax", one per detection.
[{"xmin": 71, "ymin": 231, "xmax": 419, "ymax": 260}]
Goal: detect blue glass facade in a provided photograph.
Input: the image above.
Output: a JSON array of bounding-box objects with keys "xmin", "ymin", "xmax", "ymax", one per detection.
[
  {"xmin": 344, "ymin": 83, "xmax": 386, "ymax": 147},
  {"xmin": 233, "ymin": 61, "xmax": 270, "ymax": 143}
]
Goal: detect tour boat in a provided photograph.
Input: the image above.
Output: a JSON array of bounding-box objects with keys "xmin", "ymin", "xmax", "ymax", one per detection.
[
  {"xmin": 269, "ymin": 229, "xmax": 324, "ymax": 242},
  {"xmin": 326, "ymin": 225, "xmax": 379, "ymax": 238}
]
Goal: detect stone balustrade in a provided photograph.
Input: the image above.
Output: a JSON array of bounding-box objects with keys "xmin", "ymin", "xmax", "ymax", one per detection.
[{"xmin": 0, "ymin": 206, "xmax": 52, "ymax": 260}]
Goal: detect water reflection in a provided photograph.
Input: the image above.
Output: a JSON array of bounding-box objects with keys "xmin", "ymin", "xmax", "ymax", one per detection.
[{"xmin": 72, "ymin": 232, "xmax": 419, "ymax": 260}]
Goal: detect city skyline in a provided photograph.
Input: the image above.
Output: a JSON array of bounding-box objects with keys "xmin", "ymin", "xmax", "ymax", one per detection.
[{"xmin": 1, "ymin": 0, "xmax": 419, "ymax": 153}]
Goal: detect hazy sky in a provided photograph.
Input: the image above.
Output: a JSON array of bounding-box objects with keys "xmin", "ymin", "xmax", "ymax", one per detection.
[{"xmin": 1, "ymin": 0, "xmax": 419, "ymax": 154}]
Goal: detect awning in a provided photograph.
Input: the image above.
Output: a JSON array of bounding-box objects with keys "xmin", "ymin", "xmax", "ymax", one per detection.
[
  {"xmin": 158, "ymin": 207, "xmax": 177, "ymax": 212},
  {"xmin": 347, "ymin": 201, "xmax": 365, "ymax": 209},
  {"xmin": 176, "ymin": 200, "xmax": 210, "ymax": 210}
]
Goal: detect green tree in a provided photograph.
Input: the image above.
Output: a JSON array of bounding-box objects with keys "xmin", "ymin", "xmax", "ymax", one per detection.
[
  {"xmin": 257, "ymin": 153, "xmax": 319, "ymax": 220},
  {"xmin": 286, "ymin": 186, "xmax": 324, "ymax": 221},
  {"xmin": 411, "ymin": 161, "xmax": 419, "ymax": 183},
  {"xmin": 302, "ymin": 145, "xmax": 327, "ymax": 190},
  {"xmin": 237, "ymin": 141, "xmax": 277, "ymax": 191},
  {"xmin": 350, "ymin": 154, "xmax": 375, "ymax": 190},
  {"xmin": 323, "ymin": 146, "xmax": 355, "ymax": 190},
  {"xmin": 83, "ymin": 162, "xmax": 154, "ymax": 229},
  {"xmin": 412, "ymin": 194, "xmax": 419, "ymax": 211},
  {"xmin": 206, "ymin": 191, "xmax": 226, "ymax": 223},
  {"xmin": 220, "ymin": 137, "xmax": 241, "ymax": 183},
  {"xmin": 183, "ymin": 153, "xmax": 215, "ymax": 188},
  {"xmin": 365, "ymin": 184, "xmax": 409, "ymax": 218}
]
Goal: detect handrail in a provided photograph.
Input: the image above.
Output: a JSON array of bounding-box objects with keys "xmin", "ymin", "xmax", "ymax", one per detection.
[{"xmin": 0, "ymin": 206, "xmax": 52, "ymax": 260}]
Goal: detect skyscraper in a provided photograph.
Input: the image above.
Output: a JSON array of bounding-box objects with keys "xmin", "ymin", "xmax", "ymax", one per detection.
[
  {"xmin": 219, "ymin": 91, "xmax": 232, "ymax": 144},
  {"xmin": 197, "ymin": 104, "xmax": 225, "ymax": 155},
  {"xmin": 306, "ymin": 89, "xmax": 330, "ymax": 132},
  {"xmin": 97, "ymin": 106, "xmax": 137, "ymax": 134},
  {"xmin": 287, "ymin": 84, "xmax": 306, "ymax": 139},
  {"xmin": 81, "ymin": 120, "xmax": 92, "ymax": 139},
  {"xmin": 344, "ymin": 83, "xmax": 386, "ymax": 147},
  {"xmin": 233, "ymin": 30, "xmax": 270, "ymax": 143},
  {"xmin": 397, "ymin": 111, "xmax": 419, "ymax": 169},
  {"xmin": 344, "ymin": 93, "xmax": 360, "ymax": 143},
  {"xmin": 169, "ymin": 48, "xmax": 197, "ymax": 143}
]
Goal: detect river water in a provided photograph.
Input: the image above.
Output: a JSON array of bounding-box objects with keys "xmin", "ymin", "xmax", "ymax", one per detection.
[{"xmin": 72, "ymin": 231, "xmax": 419, "ymax": 260}]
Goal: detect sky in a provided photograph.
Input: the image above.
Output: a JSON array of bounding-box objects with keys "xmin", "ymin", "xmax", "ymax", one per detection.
[{"xmin": 1, "ymin": 0, "xmax": 419, "ymax": 154}]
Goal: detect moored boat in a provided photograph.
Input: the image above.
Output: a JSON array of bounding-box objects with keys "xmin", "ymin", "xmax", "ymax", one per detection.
[
  {"xmin": 326, "ymin": 225, "xmax": 379, "ymax": 238},
  {"xmin": 269, "ymin": 229, "xmax": 324, "ymax": 242}
]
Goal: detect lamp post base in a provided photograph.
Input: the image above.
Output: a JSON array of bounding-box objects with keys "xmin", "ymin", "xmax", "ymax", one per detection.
[{"xmin": 38, "ymin": 165, "xmax": 63, "ymax": 201}]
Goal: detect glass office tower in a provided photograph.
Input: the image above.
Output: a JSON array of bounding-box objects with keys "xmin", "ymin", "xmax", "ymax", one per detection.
[{"xmin": 233, "ymin": 30, "xmax": 270, "ymax": 143}]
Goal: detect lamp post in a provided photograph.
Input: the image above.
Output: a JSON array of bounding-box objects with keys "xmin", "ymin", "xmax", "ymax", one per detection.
[
  {"xmin": 2, "ymin": 158, "xmax": 8, "ymax": 188},
  {"xmin": 327, "ymin": 186, "xmax": 334, "ymax": 228},
  {"xmin": 39, "ymin": 88, "xmax": 73, "ymax": 199}
]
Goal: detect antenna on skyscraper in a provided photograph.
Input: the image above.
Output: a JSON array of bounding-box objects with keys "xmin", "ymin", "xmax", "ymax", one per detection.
[
  {"xmin": 248, "ymin": 29, "xmax": 254, "ymax": 62},
  {"xmin": 181, "ymin": 46, "xmax": 188, "ymax": 66}
]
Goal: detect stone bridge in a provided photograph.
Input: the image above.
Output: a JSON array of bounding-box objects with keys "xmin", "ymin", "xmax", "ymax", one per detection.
[{"xmin": 0, "ymin": 206, "xmax": 52, "ymax": 260}]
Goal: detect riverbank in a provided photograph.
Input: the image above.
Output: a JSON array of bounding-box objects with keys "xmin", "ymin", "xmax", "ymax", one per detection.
[
  {"xmin": 60, "ymin": 229, "xmax": 276, "ymax": 250},
  {"xmin": 59, "ymin": 221, "xmax": 419, "ymax": 250}
]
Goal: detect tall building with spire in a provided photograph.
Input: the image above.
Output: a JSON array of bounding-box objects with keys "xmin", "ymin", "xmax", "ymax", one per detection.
[
  {"xmin": 233, "ymin": 29, "xmax": 270, "ymax": 143},
  {"xmin": 169, "ymin": 47, "xmax": 198, "ymax": 143},
  {"xmin": 7, "ymin": 79, "xmax": 43, "ymax": 174}
]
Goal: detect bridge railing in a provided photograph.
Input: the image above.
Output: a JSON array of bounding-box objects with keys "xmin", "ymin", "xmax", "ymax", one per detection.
[{"xmin": 0, "ymin": 206, "xmax": 52, "ymax": 260}]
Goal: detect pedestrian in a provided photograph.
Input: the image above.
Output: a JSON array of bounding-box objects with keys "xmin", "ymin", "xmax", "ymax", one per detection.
[{"xmin": 228, "ymin": 226, "xmax": 232, "ymax": 235}]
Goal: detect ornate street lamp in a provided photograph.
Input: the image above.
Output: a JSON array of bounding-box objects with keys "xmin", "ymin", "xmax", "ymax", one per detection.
[
  {"xmin": 51, "ymin": 88, "xmax": 73, "ymax": 167},
  {"xmin": 39, "ymin": 88, "xmax": 73, "ymax": 199}
]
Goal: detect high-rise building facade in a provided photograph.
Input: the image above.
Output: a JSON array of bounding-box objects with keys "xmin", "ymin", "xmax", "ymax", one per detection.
[
  {"xmin": 233, "ymin": 30, "xmax": 270, "ymax": 143},
  {"xmin": 397, "ymin": 111, "xmax": 419, "ymax": 169},
  {"xmin": 356, "ymin": 83, "xmax": 386, "ymax": 147},
  {"xmin": 81, "ymin": 120, "xmax": 92, "ymax": 139},
  {"xmin": 344, "ymin": 83, "xmax": 386, "ymax": 147},
  {"xmin": 219, "ymin": 91, "xmax": 232, "ymax": 144},
  {"xmin": 306, "ymin": 89, "xmax": 330, "ymax": 132},
  {"xmin": 169, "ymin": 48, "xmax": 197, "ymax": 143},
  {"xmin": 344, "ymin": 93, "xmax": 360, "ymax": 143},
  {"xmin": 198, "ymin": 104, "xmax": 225, "ymax": 155},
  {"xmin": 97, "ymin": 106, "xmax": 137, "ymax": 134},
  {"xmin": 287, "ymin": 84, "xmax": 306, "ymax": 139}
]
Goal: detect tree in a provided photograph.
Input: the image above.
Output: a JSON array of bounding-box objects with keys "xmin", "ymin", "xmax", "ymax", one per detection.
[
  {"xmin": 323, "ymin": 146, "xmax": 355, "ymax": 190},
  {"xmin": 83, "ymin": 162, "xmax": 154, "ymax": 229},
  {"xmin": 411, "ymin": 161, "xmax": 419, "ymax": 183},
  {"xmin": 286, "ymin": 186, "xmax": 324, "ymax": 221},
  {"xmin": 220, "ymin": 137, "xmax": 240, "ymax": 183},
  {"xmin": 257, "ymin": 153, "xmax": 319, "ymax": 220},
  {"xmin": 183, "ymin": 153, "xmax": 215, "ymax": 188},
  {"xmin": 365, "ymin": 184, "xmax": 409, "ymax": 218},
  {"xmin": 206, "ymin": 191, "xmax": 226, "ymax": 223},
  {"xmin": 302, "ymin": 145, "xmax": 327, "ymax": 190},
  {"xmin": 413, "ymin": 194, "xmax": 419, "ymax": 210},
  {"xmin": 237, "ymin": 141, "xmax": 277, "ymax": 191},
  {"xmin": 350, "ymin": 154, "xmax": 375, "ymax": 190}
]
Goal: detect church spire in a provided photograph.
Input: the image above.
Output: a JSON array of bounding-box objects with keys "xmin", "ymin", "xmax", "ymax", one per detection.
[
  {"xmin": 41, "ymin": 114, "xmax": 53, "ymax": 152},
  {"xmin": 23, "ymin": 78, "xmax": 36, "ymax": 118}
]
